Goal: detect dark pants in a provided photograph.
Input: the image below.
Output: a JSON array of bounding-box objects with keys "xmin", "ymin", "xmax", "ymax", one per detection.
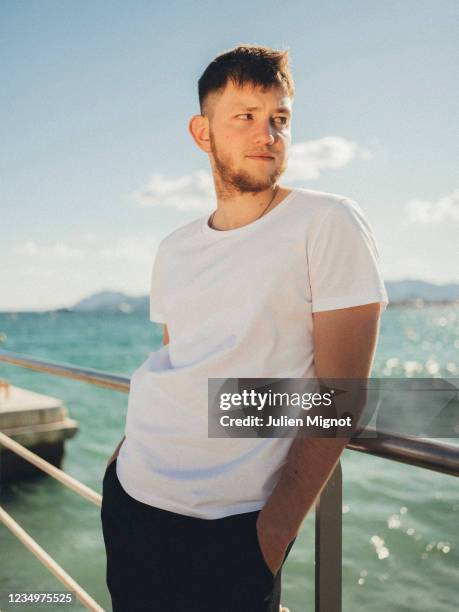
[{"xmin": 101, "ymin": 459, "xmax": 295, "ymax": 612}]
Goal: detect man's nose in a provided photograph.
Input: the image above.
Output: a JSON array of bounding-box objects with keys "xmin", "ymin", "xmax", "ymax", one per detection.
[{"xmin": 253, "ymin": 121, "xmax": 275, "ymax": 145}]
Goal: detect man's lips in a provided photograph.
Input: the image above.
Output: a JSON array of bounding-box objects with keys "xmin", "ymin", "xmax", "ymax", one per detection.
[{"xmin": 246, "ymin": 154, "xmax": 275, "ymax": 160}]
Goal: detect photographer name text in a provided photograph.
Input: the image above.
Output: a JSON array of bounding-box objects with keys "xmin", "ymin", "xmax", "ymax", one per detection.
[{"xmin": 219, "ymin": 414, "xmax": 352, "ymax": 428}]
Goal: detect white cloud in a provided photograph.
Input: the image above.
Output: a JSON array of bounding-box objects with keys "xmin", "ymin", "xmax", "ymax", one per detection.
[
  {"xmin": 79, "ymin": 233, "xmax": 97, "ymax": 244},
  {"xmin": 132, "ymin": 170, "xmax": 214, "ymax": 210},
  {"xmin": 14, "ymin": 235, "xmax": 161, "ymax": 266},
  {"xmin": 15, "ymin": 241, "xmax": 85, "ymax": 260},
  {"xmin": 7, "ymin": 234, "xmax": 163, "ymax": 310},
  {"xmin": 132, "ymin": 137, "xmax": 371, "ymax": 211},
  {"xmin": 284, "ymin": 136, "xmax": 372, "ymax": 181},
  {"xmin": 100, "ymin": 235, "xmax": 161, "ymax": 263},
  {"xmin": 405, "ymin": 189, "xmax": 459, "ymax": 224}
]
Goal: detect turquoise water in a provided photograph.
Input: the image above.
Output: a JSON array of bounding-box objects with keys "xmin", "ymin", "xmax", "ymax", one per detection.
[{"xmin": 0, "ymin": 306, "xmax": 458, "ymax": 612}]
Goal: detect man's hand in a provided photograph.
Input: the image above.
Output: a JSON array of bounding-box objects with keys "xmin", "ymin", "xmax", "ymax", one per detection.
[{"xmin": 256, "ymin": 512, "xmax": 294, "ymax": 576}]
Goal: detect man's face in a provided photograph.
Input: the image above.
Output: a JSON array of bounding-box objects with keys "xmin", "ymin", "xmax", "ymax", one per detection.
[{"xmin": 205, "ymin": 80, "xmax": 292, "ymax": 193}]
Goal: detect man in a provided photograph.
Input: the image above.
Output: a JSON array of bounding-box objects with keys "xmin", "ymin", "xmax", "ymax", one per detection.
[{"xmin": 101, "ymin": 44, "xmax": 388, "ymax": 611}]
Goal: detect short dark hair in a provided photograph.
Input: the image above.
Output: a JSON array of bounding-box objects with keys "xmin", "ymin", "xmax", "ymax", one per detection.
[{"xmin": 198, "ymin": 44, "xmax": 295, "ymax": 114}]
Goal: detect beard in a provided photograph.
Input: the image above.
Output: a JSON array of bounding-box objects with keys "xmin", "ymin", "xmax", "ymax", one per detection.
[{"xmin": 209, "ymin": 130, "xmax": 287, "ymax": 195}]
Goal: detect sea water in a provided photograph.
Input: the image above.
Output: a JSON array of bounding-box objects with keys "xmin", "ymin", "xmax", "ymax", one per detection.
[{"xmin": 0, "ymin": 305, "xmax": 457, "ymax": 612}]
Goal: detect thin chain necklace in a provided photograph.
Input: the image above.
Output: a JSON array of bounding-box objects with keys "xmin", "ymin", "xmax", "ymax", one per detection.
[{"xmin": 208, "ymin": 185, "xmax": 279, "ymax": 230}]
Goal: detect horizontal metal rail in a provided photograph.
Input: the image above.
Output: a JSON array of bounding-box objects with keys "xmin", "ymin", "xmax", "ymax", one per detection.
[
  {"xmin": 0, "ymin": 507, "xmax": 104, "ymax": 611},
  {"xmin": 0, "ymin": 350, "xmax": 112, "ymax": 610},
  {"xmin": 348, "ymin": 432, "xmax": 459, "ymax": 476},
  {"xmin": 0, "ymin": 432, "xmax": 102, "ymax": 507},
  {"xmin": 0, "ymin": 433, "xmax": 104, "ymax": 610},
  {"xmin": 2, "ymin": 349, "xmax": 458, "ymax": 477},
  {"xmin": 0, "ymin": 349, "xmax": 129, "ymax": 392}
]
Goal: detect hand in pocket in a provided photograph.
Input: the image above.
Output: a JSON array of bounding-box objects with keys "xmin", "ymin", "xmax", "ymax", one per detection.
[{"xmin": 255, "ymin": 517, "xmax": 291, "ymax": 577}]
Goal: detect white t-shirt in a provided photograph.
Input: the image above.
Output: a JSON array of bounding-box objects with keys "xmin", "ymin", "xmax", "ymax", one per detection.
[{"xmin": 116, "ymin": 187, "xmax": 389, "ymax": 519}]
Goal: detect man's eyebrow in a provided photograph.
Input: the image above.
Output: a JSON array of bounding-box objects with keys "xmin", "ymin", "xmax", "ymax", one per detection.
[{"xmin": 236, "ymin": 105, "xmax": 291, "ymax": 116}]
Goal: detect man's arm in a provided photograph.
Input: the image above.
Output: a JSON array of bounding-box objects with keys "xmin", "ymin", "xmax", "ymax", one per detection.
[
  {"xmin": 256, "ymin": 302, "xmax": 382, "ymax": 575},
  {"xmin": 106, "ymin": 324, "xmax": 170, "ymax": 468}
]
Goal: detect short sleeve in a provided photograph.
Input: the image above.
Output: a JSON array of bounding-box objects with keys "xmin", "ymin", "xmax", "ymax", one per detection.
[
  {"xmin": 307, "ymin": 198, "xmax": 389, "ymax": 313},
  {"xmin": 149, "ymin": 246, "xmax": 167, "ymax": 324}
]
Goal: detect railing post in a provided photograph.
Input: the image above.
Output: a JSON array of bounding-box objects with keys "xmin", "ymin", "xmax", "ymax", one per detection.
[{"xmin": 315, "ymin": 462, "xmax": 342, "ymax": 612}]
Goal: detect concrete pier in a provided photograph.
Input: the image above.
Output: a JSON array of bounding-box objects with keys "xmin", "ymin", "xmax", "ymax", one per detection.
[{"xmin": 0, "ymin": 380, "xmax": 79, "ymax": 482}]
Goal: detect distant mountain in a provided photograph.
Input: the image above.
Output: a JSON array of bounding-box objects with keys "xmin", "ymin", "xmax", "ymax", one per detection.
[
  {"xmin": 70, "ymin": 291, "xmax": 148, "ymax": 314},
  {"xmin": 67, "ymin": 281, "xmax": 459, "ymax": 314},
  {"xmin": 385, "ymin": 280, "xmax": 459, "ymax": 302}
]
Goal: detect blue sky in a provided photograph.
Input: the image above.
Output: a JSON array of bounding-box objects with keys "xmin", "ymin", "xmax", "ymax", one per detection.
[{"xmin": 1, "ymin": 0, "xmax": 458, "ymax": 310}]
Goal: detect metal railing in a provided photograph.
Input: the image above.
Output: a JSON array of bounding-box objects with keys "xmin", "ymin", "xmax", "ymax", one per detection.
[{"xmin": 1, "ymin": 349, "xmax": 459, "ymax": 612}]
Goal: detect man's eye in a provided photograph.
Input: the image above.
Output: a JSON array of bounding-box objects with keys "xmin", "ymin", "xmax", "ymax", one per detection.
[
  {"xmin": 273, "ymin": 116, "xmax": 289, "ymax": 126},
  {"xmin": 237, "ymin": 113, "xmax": 252, "ymax": 120}
]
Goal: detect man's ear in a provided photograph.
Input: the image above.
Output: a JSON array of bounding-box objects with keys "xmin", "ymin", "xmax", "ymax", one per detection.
[{"xmin": 188, "ymin": 114, "xmax": 211, "ymax": 153}]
